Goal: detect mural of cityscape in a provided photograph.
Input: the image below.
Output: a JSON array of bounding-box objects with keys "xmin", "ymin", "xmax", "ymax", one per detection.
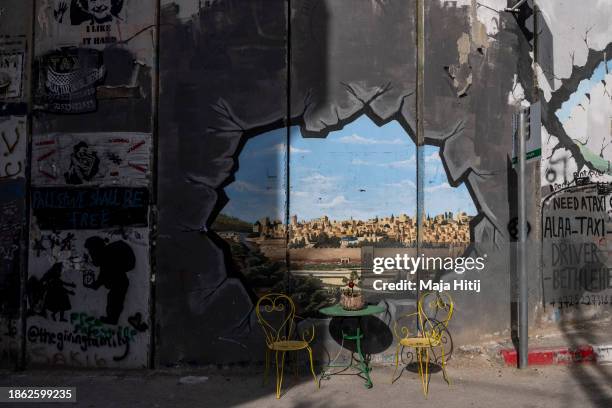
[{"xmin": 213, "ymin": 116, "xmax": 476, "ymax": 295}]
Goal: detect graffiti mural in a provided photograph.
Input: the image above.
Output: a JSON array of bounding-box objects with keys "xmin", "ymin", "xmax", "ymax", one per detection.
[
  {"xmin": 542, "ymin": 184, "xmax": 612, "ymax": 309},
  {"xmin": 28, "ymin": 135, "xmax": 152, "ymax": 368},
  {"xmin": 66, "ymin": 0, "xmax": 125, "ymax": 26},
  {"xmin": 32, "ymin": 133, "xmax": 152, "ymax": 186},
  {"xmin": 35, "ymin": 48, "xmax": 106, "ymax": 113},
  {"xmin": 27, "ymin": 228, "xmax": 150, "ymax": 367},
  {"xmin": 35, "ymin": 0, "xmax": 156, "ymax": 56},
  {"xmin": 0, "ymin": 115, "xmax": 26, "ymax": 180},
  {"xmin": 0, "ymin": 180, "xmax": 24, "ymax": 317},
  {"xmin": 214, "ymin": 114, "xmax": 479, "ymax": 314}
]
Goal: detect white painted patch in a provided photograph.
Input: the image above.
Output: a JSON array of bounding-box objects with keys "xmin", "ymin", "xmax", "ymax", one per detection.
[
  {"xmin": 537, "ymin": 0, "xmax": 612, "ymax": 91},
  {"xmin": 594, "ymin": 344, "xmax": 612, "ymax": 365},
  {"xmin": 508, "ymin": 74, "xmax": 526, "ymax": 106},
  {"xmin": 535, "ymin": 62, "xmax": 553, "ymax": 102},
  {"xmin": 560, "ymin": 72, "xmax": 612, "ymax": 173},
  {"xmin": 440, "ymin": 0, "xmax": 505, "ymax": 37}
]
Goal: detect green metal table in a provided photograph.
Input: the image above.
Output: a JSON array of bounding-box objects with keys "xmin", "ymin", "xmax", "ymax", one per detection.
[{"xmin": 319, "ymin": 304, "xmax": 386, "ymax": 389}]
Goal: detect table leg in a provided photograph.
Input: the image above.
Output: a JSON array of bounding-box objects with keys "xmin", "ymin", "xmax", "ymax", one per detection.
[
  {"xmin": 318, "ymin": 317, "xmax": 374, "ymax": 388},
  {"xmin": 354, "ymin": 326, "xmax": 373, "ymax": 388}
]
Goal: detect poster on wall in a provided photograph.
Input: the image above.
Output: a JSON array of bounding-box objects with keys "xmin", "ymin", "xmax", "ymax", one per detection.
[
  {"xmin": 35, "ymin": 0, "xmax": 156, "ymax": 67},
  {"xmin": 35, "ymin": 47, "xmax": 106, "ymax": 113},
  {"xmin": 0, "ymin": 52, "xmax": 24, "ymax": 99},
  {"xmin": 51, "ymin": 0, "xmax": 127, "ymax": 46},
  {"xmin": 27, "ymin": 228, "xmax": 150, "ymax": 368},
  {"xmin": 0, "ymin": 35, "xmax": 26, "ymax": 100},
  {"xmin": 32, "ymin": 132, "xmax": 152, "ymax": 186}
]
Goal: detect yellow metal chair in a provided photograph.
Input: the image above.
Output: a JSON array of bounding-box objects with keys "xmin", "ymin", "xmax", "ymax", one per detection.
[
  {"xmin": 391, "ymin": 291, "xmax": 454, "ymax": 397},
  {"xmin": 255, "ymin": 293, "xmax": 319, "ymax": 399}
]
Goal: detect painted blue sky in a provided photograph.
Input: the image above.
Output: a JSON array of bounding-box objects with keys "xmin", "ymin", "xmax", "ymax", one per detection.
[
  {"xmin": 556, "ymin": 59, "xmax": 612, "ymax": 123},
  {"xmin": 223, "ymin": 116, "xmax": 477, "ymax": 223}
]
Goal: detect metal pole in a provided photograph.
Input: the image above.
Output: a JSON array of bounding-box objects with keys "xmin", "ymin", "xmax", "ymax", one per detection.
[
  {"xmin": 518, "ymin": 109, "xmax": 528, "ymax": 368},
  {"xmin": 415, "ymin": 0, "xmax": 424, "ymax": 325}
]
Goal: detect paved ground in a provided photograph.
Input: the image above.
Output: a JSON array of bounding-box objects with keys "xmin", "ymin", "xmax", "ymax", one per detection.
[{"xmin": 2, "ymin": 358, "xmax": 612, "ymax": 408}]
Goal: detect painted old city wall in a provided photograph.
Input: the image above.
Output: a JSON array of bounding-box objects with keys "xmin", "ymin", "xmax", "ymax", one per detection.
[{"xmin": 1, "ymin": 0, "xmax": 611, "ymax": 369}]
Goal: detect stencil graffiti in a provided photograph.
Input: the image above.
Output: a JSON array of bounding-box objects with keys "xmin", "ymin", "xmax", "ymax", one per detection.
[
  {"xmin": 0, "ymin": 116, "xmax": 26, "ymax": 180},
  {"xmin": 35, "ymin": 48, "xmax": 106, "ymax": 113},
  {"xmin": 33, "ymin": 133, "xmax": 152, "ymax": 186},
  {"xmin": 83, "ymin": 236, "xmax": 135, "ymax": 325},
  {"xmin": 64, "ymin": 142, "xmax": 100, "ymax": 184},
  {"xmin": 47, "ymin": 0, "xmax": 125, "ymax": 46},
  {"xmin": 68, "ymin": 0, "xmax": 124, "ymax": 25},
  {"xmin": 27, "ymin": 228, "xmax": 149, "ymax": 367},
  {"xmin": 27, "ymin": 263, "xmax": 76, "ymax": 321}
]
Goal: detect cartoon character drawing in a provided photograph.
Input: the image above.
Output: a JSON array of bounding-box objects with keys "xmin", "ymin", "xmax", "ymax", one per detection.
[
  {"xmin": 70, "ymin": 0, "xmax": 124, "ymax": 25},
  {"xmin": 64, "ymin": 141, "xmax": 100, "ymax": 184},
  {"xmin": 84, "ymin": 236, "xmax": 135, "ymax": 325}
]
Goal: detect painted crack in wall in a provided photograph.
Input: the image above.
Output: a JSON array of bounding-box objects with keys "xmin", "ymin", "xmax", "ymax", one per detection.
[
  {"xmin": 541, "ymin": 43, "xmax": 612, "ymax": 189},
  {"xmin": 156, "ymin": 0, "xmax": 539, "ymax": 364}
]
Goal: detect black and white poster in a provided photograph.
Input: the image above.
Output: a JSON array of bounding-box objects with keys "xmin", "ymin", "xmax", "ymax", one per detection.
[{"xmin": 35, "ymin": 47, "xmax": 105, "ymax": 113}]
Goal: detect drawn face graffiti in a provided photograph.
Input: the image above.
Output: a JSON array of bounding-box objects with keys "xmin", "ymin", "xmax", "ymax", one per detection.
[
  {"xmin": 70, "ymin": 0, "xmax": 124, "ymax": 25},
  {"xmin": 87, "ymin": 0, "xmax": 112, "ymax": 22},
  {"xmin": 64, "ymin": 142, "xmax": 100, "ymax": 185}
]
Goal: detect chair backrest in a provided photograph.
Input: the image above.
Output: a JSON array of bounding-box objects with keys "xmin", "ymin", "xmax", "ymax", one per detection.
[
  {"xmin": 418, "ymin": 291, "xmax": 454, "ymax": 327},
  {"xmin": 255, "ymin": 293, "xmax": 297, "ymax": 347}
]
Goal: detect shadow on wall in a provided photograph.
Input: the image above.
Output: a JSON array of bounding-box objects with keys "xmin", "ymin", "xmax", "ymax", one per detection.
[{"xmin": 205, "ymin": 0, "xmax": 331, "ymax": 319}]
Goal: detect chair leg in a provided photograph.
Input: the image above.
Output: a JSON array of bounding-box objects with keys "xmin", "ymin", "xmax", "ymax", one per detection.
[
  {"xmin": 424, "ymin": 348, "xmax": 430, "ymax": 397},
  {"xmin": 417, "ymin": 348, "xmax": 426, "ymax": 396},
  {"xmin": 441, "ymin": 344, "xmax": 452, "ymax": 386},
  {"xmin": 391, "ymin": 343, "xmax": 401, "ymax": 384},
  {"xmin": 275, "ymin": 351, "xmax": 286, "ymax": 399},
  {"xmin": 263, "ymin": 348, "xmax": 270, "ymax": 386},
  {"xmin": 306, "ymin": 346, "xmax": 319, "ymax": 389}
]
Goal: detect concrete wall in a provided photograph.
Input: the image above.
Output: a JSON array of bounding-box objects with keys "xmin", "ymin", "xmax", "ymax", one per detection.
[
  {"xmin": 538, "ymin": 0, "xmax": 612, "ymax": 323},
  {"xmin": 0, "ymin": 0, "xmax": 33, "ymax": 369},
  {"xmin": 1, "ymin": 0, "xmax": 611, "ymax": 368},
  {"xmin": 23, "ymin": 0, "xmax": 157, "ymax": 368}
]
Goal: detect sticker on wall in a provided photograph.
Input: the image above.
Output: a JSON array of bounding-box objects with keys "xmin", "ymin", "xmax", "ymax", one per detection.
[
  {"xmin": 32, "ymin": 132, "xmax": 152, "ymax": 186},
  {"xmin": 27, "ymin": 228, "xmax": 150, "ymax": 368},
  {"xmin": 35, "ymin": 47, "xmax": 105, "ymax": 113},
  {"xmin": 0, "ymin": 116, "xmax": 26, "ymax": 180}
]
